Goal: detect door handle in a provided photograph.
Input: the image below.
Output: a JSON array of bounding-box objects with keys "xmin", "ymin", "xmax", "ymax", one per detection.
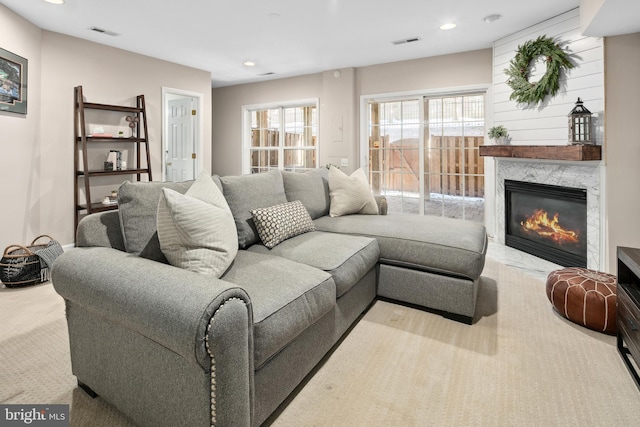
[{"xmin": 166, "ymin": 162, "xmax": 172, "ymax": 166}]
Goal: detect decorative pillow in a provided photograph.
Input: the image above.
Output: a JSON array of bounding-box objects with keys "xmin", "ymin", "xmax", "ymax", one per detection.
[
  {"xmin": 220, "ymin": 170, "xmax": 288, "ymax": 248},
  {"xmin": 328, "ymin": 166, "xmax": 379, "ymax": 217},
  {"xmin": 250, "ymin": 200, "xmax": 316, "ymax": 249},
  {"xmin": 118, "ymin": 179, "xmax": 193, "ymax": 262},
  {"xmin": 281, "ymin": 169, "xmax": 330, "ymax": 219},
  {"xmin": 157, "ymin": 172, "xmax": 238, "ymax": 277}
]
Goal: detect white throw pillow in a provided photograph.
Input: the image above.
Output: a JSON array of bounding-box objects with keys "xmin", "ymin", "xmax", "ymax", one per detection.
[
  {"xmin": 328, "ymin": 166, "xmax": 379, "ymax": 217},
  {"xmin": 157, "ymin": 172, "xmax": 238, "ymax": 277}
]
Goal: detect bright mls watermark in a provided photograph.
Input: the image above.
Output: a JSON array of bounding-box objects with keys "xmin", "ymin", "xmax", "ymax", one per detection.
[{"xmin": 0, "ymin": 405, "xmax": 69, "ymax": 427}]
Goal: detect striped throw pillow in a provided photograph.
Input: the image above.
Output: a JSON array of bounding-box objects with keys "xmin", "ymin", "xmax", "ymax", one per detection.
[{"xmin": 157, "ymin": 172, "xmax": 238, "ymax": 277}]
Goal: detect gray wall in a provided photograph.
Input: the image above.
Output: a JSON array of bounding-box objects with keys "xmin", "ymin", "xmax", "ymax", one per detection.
[
  {"xmin": 212, "ymin": 48, "xmax": 493, "ymax": 176},
  {"xmin": 0, "ymin": 4, "xmax": 212, "ymax": 248},
  {"xmin": 211, "ymin": 73, "xmax": 323, "ymax": 176},
  {"xmin": 604, "ymin": 32, "xmax": 640, "ymax": 271}
]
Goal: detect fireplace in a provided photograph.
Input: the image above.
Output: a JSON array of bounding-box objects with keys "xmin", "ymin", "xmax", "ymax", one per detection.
[{"xmin": 505, "ymin": 180, "xmax": 587, "ymax": 267}]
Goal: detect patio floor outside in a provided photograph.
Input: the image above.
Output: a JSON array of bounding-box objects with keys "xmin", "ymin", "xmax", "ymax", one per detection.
[{"xmin": 383, "ymin": 193, "xmax": 485, "ymax": 224}]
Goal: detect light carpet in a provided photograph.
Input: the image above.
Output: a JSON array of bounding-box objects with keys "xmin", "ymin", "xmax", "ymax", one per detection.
[{"xmin": 1, "ymin": 257, "xmax": 639, "ymax": 426}]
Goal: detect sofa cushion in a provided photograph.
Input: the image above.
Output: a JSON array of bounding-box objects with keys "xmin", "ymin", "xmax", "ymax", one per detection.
[
  {"xmin": 281, "ymin": 169, "xmax": 330, "ymax": 219},
  {"xmin": 314, "ymin": 214, "xmax": 487, "ymax": 281},
  {"xmin": 118, "ymin": 180, "xmax": 193, "ymax": 262},
  {"xmin": 250, "ymin": 200, "xmax": 316, "ymax": 249},
  {"xmin": 117, "ymin": 176, "xmax": 224, "ymax": 262},
  {"xmin": 247, "ymin": 231, "xmax": 379, "ymax": 298},
  {"xmin": 328, "ymin": 166, "xmax": 379, "ymax": 217},
  {"xmin": 220, "ymin": 170, "xmax": 288, "ymax": 249},
  {"xmin": 220, "ymin": 251, "xmax": 336, "ymax": 369},
  {"xmin": 157, "ymin": 173, "xmax": 238, "ymax": 277}
]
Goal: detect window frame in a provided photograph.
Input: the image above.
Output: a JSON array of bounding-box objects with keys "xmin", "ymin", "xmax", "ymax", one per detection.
[
  {"xmin": 242, "ymin": 98, "xmax": 320, "ymax": 174},
  {"xmin": 360, "ymin": 85, "xmax": 489, "ymax": 217}
]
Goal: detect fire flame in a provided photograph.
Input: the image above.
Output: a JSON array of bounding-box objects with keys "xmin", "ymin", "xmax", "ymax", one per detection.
[{"xmin": 520, "ymin": 209, "xmax": 579, "ymax": 245}]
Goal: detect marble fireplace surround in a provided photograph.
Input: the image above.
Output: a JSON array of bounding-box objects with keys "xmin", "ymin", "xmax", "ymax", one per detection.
[{"xmin": 495, "ymin": 158, "xmax": 603, "ymax": 271}]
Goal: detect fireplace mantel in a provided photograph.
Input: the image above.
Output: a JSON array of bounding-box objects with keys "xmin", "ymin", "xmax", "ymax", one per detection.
[{"xmin": 479, "ymin": 144, "xmax": 601, "ymax": 161}]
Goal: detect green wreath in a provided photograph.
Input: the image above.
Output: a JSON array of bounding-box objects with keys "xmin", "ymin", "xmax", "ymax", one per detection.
[{"xmin": 505, "ymin": 35, "xmax": 574, "ymax": 105}]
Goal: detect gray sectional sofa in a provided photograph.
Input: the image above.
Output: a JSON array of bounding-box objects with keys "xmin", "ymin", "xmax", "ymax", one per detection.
[{"xmin": 52, "ymin": 168, "xmax": 487, "ymax": 427}]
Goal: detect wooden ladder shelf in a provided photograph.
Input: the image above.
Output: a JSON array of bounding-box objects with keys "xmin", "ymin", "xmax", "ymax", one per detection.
[{"xmin": 74, "ymin": 85, "xmax": 153, "ymax": 232}]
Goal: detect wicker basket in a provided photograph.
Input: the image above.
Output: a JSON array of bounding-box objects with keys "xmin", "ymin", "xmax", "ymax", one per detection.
[{"xmin": 0, "ymin": 235, "xmax": 59, "ymax": 288}]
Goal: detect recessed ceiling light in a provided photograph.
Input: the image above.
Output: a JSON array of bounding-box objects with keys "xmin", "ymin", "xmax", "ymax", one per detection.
[
  {"xmin": 45, "ymin": 0, "xmax": 65, "ymax": 4},
  {"xmin": 439, "ymin": 23, "xmax": 457, "ymax": 30},
  {"xmin": 483, "ymin": 14, "xmax": 502, "ymax": 24},
  {"xmin": 243, "ymin": 61, "xmax": 256, "ymax": 67}
]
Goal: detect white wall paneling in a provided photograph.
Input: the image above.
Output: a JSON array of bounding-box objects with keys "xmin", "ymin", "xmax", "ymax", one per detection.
[
  {"xmin": 492, "ymin": 8, "xmax": 605, "ymax": 146},
  {"xmin": 488, "ymin": 8, "xmax": 606, "ymax": 269}
]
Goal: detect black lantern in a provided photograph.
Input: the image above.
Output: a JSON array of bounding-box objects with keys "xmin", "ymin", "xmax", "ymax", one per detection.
[{"xmin": 568, "ymin": 97, "xmax": 593, "ymax": 145}]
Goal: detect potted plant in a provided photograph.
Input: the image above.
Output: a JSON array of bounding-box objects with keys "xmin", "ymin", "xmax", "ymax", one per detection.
[{"xmin": 488, "ymin": 125, "xmax": 510, "ymax": 145}]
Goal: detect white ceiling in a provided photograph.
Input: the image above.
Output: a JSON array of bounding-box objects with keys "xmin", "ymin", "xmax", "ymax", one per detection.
[{"xmin": 1, "ymin": 0, "xmax": 637, "ymax": 88}]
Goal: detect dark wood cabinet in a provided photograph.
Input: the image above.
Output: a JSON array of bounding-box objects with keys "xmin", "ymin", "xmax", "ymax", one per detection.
[{"xmin": 617, "ymin": 246, "xmax": 640, "ymax": 391}]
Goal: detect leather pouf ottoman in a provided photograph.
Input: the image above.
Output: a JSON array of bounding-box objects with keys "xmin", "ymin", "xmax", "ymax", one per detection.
[{"xmin": 546, "ymin": 267, "xmax": 617, "ymax": 335}]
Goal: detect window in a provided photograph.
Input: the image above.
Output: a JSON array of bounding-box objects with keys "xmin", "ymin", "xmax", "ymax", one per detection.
[
  {"xmin": 245, "ymin": 101, "xmax": 318, "ymax": 173},
  {"xmin": 368, "ymin": 100, "xmax": 421, "ymax": 212},
  {"xmin": 366, "ymin": 93, "xmax": 485, "ymax": 222}
]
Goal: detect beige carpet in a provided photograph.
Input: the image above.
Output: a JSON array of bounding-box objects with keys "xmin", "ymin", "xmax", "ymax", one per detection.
[{"xmin": 2, "ymin": 258, "xmax": 640, "ymax": 426}]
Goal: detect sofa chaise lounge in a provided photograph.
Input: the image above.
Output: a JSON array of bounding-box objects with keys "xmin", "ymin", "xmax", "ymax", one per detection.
[{"xmin": 52, "ymin": 168, "xmax": 487, "ymax": 426}]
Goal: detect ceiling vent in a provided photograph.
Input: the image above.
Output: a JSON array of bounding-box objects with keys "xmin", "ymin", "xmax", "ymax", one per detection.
[
  {"xmin": 89, "ymin": 27, "xmax": 120, "ymax": 36},
  {"xmin": 391, "ymin": 36, "xmax": 421, "ymax": 45}
]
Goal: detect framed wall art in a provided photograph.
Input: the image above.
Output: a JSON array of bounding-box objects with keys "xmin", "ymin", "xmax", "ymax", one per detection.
[{"xmin": 0, "ymin": 47, "xmax": 28, "ymax": 115}]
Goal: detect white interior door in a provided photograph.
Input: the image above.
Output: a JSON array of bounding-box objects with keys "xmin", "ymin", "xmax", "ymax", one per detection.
[{"xmin": 166, "ymin": 96, "xmax": 196, "ymax": 182}]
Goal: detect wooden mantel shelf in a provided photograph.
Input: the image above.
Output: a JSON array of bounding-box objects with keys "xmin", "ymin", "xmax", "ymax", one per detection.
[{"xmin": 478, "ymin": 144, "xmax": 601, "ymax": 161}]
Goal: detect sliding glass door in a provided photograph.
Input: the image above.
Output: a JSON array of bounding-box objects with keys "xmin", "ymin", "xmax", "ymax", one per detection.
[{"xmin": 366, "ymin": 93, "xmax": 485, "ymax": 222}]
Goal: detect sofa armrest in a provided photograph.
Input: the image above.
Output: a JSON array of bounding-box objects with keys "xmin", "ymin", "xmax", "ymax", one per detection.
[
  {"xmin": 53, "ymin": 246, "xmax": 254, "ymax": 425},
  {"xmin": 76, "ymin": 210, "xmax": 126, "ymax": 250},
  {"xmin": 52, "ymin": 247, "xmax": 252, "ymax": 370},
  {"xmin": 375, "ymin": 195, "xmax": 388, "ymax": 215}
]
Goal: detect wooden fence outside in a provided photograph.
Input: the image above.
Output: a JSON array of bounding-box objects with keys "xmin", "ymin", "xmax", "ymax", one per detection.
[
  {"xmin": 251, "ymin": 129, "xmax": 316, "ymax": 147},
  {"xmin": 250, "ymin": 129, "xmax": 317, "ymax": 170},
  {"xmin": 369, "ymin": 135, "xmax": 485, "ymax": 198}
]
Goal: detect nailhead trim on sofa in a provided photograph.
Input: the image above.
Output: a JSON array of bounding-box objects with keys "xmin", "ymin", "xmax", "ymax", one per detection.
[{"xmin": 205, "ymin": 297, "xmax": 248, "ymax": 427}]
